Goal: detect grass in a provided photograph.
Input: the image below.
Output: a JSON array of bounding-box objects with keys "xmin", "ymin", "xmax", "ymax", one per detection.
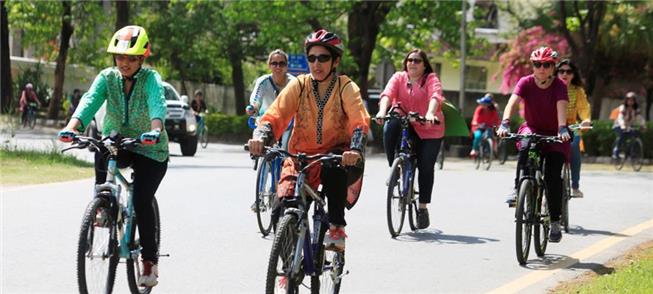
[
  {"xmin": 553, "ymin": 241, "xmax": 653, "ymax": 293},
  {"xmin": 0, "ymin": 148, "xmax": 94, "ymax": 186}
]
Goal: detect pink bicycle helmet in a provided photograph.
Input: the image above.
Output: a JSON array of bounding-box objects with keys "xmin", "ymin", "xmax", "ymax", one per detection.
[
  {"xmin": 530, "ymin": 46, "xmax": 558, "ymax": 63},
  {"xmin": 304, "ymin": 29, "xmax": 344, "ymax": 57}
]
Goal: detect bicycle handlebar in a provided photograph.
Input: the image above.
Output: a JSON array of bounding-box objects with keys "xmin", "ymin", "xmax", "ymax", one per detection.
[
  {"xmin": 501, "ymin": 133, "xmax": 563, "ymax": 144},
  {"xmin": 381, "ymin": 104, "xmax": 440, "ymax": 125},
  {"xmin": 61, "ymin": 133, "xmax": 141, "ymax": 154}
]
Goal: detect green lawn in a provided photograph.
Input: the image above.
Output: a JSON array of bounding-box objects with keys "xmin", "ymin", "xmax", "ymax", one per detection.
[{"xmin": 0, "ymin": 149, "xmax": 94, "ymax": 186}]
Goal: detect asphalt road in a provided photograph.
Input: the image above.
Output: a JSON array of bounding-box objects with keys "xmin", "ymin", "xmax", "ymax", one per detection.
[{"xmin": 2, "ymin": 129, "xmax": 652, "ymax": 293}]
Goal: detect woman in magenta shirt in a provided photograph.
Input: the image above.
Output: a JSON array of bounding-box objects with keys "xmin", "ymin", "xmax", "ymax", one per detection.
[
  {"xmin": 497, "ymin": 46, "xmax": 570, "ymax": 243},
  {"xmin": 375, "ymin": 49, "xmax": 445, "ymax": 229}
]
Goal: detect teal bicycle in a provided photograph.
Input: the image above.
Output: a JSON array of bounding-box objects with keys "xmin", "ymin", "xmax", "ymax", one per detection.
[{"xmin": 63, "ymin": 133, "xmax": 162, "ymax": 294}]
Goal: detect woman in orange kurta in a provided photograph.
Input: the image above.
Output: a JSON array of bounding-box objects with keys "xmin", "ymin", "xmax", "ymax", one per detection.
[{"xmin": 248, "ymin": 29, "xmax": 370, "ymax": 252}]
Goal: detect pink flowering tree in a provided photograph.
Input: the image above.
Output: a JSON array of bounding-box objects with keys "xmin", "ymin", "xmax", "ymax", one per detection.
[{"xmin": 497, "ymin": 26, "xmax": 569, "ymax": 94}]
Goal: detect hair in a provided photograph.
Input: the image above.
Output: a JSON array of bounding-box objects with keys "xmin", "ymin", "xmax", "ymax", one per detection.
[
  {"xmin": 267, "ymin": 49, "xmax": 288, "ymax": 64},
  {"xmin": 624, "ymin": 92, "xmax": 639, "ymax": 111},
  {"xmin": 402, "ymin": 49, "xmax": 434, "ymax": 87},
  {"xmin": 555, "ymin": 59, "xmax": 583, "ymax": 87}
]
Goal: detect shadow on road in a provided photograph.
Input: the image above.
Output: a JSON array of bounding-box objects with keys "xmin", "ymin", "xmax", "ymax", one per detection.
[
  {"xmin": 394, "ymin": 229, "xmax": 500, "ymax": 245},
  {"xmin": 168, "ymin": 164, "xmax": 252, "ymax": 170},
  {"xmin": 568, "ymin": 226, "xmax": 629, "ymax": 237},
  {"xmin": 523, "ymin": 254, "xmax": 615, "ymax": 275}
]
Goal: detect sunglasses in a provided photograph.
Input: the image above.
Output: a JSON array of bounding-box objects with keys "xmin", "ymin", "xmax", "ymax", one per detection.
[
  {"xmin": 307, "ymin": 54, "xmax": 332, "ymax": 63},
  {"xmin": 114, "ymin": 55, "xmax": 140, "ymax": 62},
  {"xmin": 532, "ymin": 62, "xmax": 553, "ymax": 69},
  {"xmin": 406, "ymin": 58, "xmax": 423, "ymax": 64},
  {"xmin": 270, "ymin": 61, "xmax": 287, "ymax": 67},
  {"xmin": 557, "ymin": 69, "xmax": 573, "ymax": 75}
]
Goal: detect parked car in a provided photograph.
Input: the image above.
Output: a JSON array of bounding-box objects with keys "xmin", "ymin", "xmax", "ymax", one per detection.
[{"xmin": 84, "ymin": 81, "xmax": 199, "ymax": 156}]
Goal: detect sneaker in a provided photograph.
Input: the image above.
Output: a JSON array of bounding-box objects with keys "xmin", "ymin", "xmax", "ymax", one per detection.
[
  {"xmin": 138, "ymin": 260, "xmax": 159, "ymax": 287},
  {"xmin": 549, "ymin": 221, "xmax": 562, "ymax": 243},
  {"xmin": 572, "ymin": 189, "xmax": 584, "ymax": 198},
  {"xmin": 505, "ymin": 190, "xmax": 517, "ymax": 207},
  {"xmin": 325, "ymin": 227, "xmax": 347, "ymax": 252},
  {"xmin": 250, "ymin": 201, "xmax": 259, "ymax": 213},
  {"xmin": 469, "ymin": 150, "xmax": 478, "ymax": 157},
  {"xmin": 417, "ymin": 208, "xmax": 430, "ymax": 229}
]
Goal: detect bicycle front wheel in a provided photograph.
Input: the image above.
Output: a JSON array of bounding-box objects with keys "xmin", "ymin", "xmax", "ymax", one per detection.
[
  {"xmin": 534, "ymin": 190, "xmax": 549, "ymax": 257},
  {"xmin": 515, "ymin": 179, "xmax": 534, "ymax": 265},
  {"xmin": 498, "ymin": 140, "xmax": 508, "ymax": 165},
  {"xmin": 28, "ymin": 110, "xmax": 36, "ymax": 129},
  {"xmin": 77, "ymin": 196, "xmax": 118, "ymax": 294},
  {"xmin": 561, "ymin": 165, "xmax": 571, "ymax": 233},
  {"xmin": 387, "ymin": 158, "xmax": 407, "ymax": 237},
  {"xmin": 266, "ymin": 214, "xmax": 300, "ymax": 294},
  {"xmin": 630, "ymin": 138, "xmax": 643, "ymax": 172},
  {"xmin": 256, "ymin": 160, "xmax": 275, "ymax": 236},
  {"xmin": 127, "ymin": 197, "xmax": 161, "ymax": 294},
  {"xmin": 482, "ymin": 138, "xmax": 493, "ymax": 170},
  {"xmin": 436, "ymin": 141, "xmax": 445, "ymax": 170},
  {"xmin": 311, "ymin": 251, "xmax": 344, "ymax": 294},
  {"xmin": 200, "ymin": 126, "xmax": 209, "ymax": 148}
]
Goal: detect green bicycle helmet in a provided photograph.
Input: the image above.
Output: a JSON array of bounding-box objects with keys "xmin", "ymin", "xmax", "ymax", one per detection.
[{"xmin": 107, "ymin": 25, "xmax": 151, "ymax": 57}]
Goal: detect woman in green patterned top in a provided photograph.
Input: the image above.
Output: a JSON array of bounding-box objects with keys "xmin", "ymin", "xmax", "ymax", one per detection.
[{"xmin": 58, "ymin": 25, "xmax": 167, "ymax": 288}]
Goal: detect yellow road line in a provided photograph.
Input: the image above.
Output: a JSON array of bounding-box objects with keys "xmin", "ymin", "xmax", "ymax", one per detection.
[{"xmin": 487, "ymin": 218, "xmax": 653, "ymax": 294}]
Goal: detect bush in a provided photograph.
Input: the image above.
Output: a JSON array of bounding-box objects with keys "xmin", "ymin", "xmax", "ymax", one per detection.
[
  {"xmin": 582, "ymin": 120, "xmax": 652, "ymax": 158},
  {"xmin": 204, "ymin": 113, "xmax": 251, "ymax": 143}
]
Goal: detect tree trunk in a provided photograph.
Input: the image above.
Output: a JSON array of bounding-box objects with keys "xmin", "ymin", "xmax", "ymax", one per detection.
[
  {"xmin": 347, "ymin": 1, "xmax": 393, "ymax": 100},
  {"xmin": 115, "ymin": 0, "xmax": 129, "ymax": 30},
  {"xmin": 48, "ymin": 1, "xmax": 73, "ymax": 120},
  {"xmin": 228, "ymin": 50, "xmax": 246, "ymax": 115},
  {"xmin": 0, "ymin": 0, "xmax": 13, "ymax": 113}
]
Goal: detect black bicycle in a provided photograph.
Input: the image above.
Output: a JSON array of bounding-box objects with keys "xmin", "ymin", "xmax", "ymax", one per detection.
[
  {"xmin": 436, "ymin": 139, "xmax": 445, "ymax": 170},
  {"xmin": 474, "ymin": 126, "xmax": 494, "ymax": 170},
  {"xmin": 613, "ymin": 129, "xmax": 644, "ymax": 172},
  {"xmin": 503, "ymin": 133, "xmax": 563, "ymax": 265},
  {"xmin": 246, "ymin": 146, "xmax": 347, "ymax": 294},
  {"xmin": 22, "ymin": 102, "xmax": 38, "ymax": 129},
  {"xmin": 63, "ymin": 133, "xmax": 163, "ymax": 294},
  {"xmin": 383, "ymin": 104, "xmax": 439, "ymax": 237}
]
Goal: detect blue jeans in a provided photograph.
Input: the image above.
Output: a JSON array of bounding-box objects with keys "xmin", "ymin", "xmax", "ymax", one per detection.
[
  {"xmin": 195, "ymin": 115, "xmax": 205, "ymax": 134},
  {"xmin": 570, "ymin": 134, "xmax": 581, "ymax": 190},
  {"xmin": 383, "ymin": 118, "xmax": 442, "ymax": 204}
]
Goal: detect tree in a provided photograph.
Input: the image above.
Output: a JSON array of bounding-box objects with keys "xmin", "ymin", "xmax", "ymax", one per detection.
[
  {"xmin": 1, "ymin": 0, "xmax": 12, "ymax": 113},
  {"xmin": 48, "ymin": 1, "xmax": 73, "ymax": 119},
  {"xmin": 115, "ymin": 0, "xmax": 129, "ymax": 30}
]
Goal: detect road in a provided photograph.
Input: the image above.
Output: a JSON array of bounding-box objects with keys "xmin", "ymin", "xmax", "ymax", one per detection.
[{"xmin": 2, "ymin": 129, "xmax": 652, "ymax": 293}]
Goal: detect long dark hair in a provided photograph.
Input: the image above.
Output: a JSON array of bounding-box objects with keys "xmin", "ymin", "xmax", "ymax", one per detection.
[
  {"xmin": 402, "ymin": 49, "xmax": 434, "ymax": 87},
  {"xmin": 555, "ymin": 59, "xmax": 583, "ymax": 87}
]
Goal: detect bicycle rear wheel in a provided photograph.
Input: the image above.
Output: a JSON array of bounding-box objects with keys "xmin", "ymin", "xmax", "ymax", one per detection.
[
  {"xmin": 498, "ymin": 140, "xmax": 508, "ymax": 165},
  {"xmin": 515, "ymin": 179, "xmax": 534, "ymax": 265},
  {"xmin": 387, "ymin": 158, "xmax": 407, "ymax": 237},
  {"xmin": 256, "ymin": 160, "xmax": 275, "ymax": 236},
  {"xmin": 77, "ymin": 196, "xmax": 118, "ymax": 294},
  {"xmin": 311, "ymin": 250, "xmax": 344, "ymax": 294},
  {"xmin": 630, "ymin": 138, "xmax": 643, "ymax": 172},
  {"xmin": 534, "ymin": 190, "xmax": 549, "ymax": 257},
  {"xmin": 407, "ymin": 180, "xmax": 419, "ymax": 231},
  {"xmin": 436, "ymin": 140, "xmax": 445, "ymax": 170},
  {"xmin": 200, "ymin": 126, "xmax": 209, "ymax": 148},
  {"xmin": 127, "ymin": 198, "xmax": 161, "ymax": 294},
  {"xmin": 266, "ymin": 214, "xmax": 300, "ymax": 294},
  {"xmin": 482, "ymin": 138, "xmax": 493, "ymax": 170},
  {"xmin": 561, "ymin": 165, "xmax": 571, "ymax": 233}
]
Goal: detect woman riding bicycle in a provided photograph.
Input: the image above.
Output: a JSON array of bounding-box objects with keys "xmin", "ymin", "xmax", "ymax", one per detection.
[
  {"xmin": 19, "ymin": 83, "xmax": 42, "ymax": 125},
  {"xmin": 497, "ymin": 46, "xmax": 570, "ymax": 243},
  {"xmin": 248, "ymin": 29, "xmax": 369, "ymax": 252},
  {"xmin": 612, "ymin": 91, "xmax": 646, "ymax": 159},
  {"xmin": 246, "ymin": 49, "xmax": 297, "ymax": 150},
  {"xmin": 556, "ymin": 59, "xmax": 591, "ymax": 198},
  {"xmin": 58, "ymin": 25, "xmax": 168, "ymax": 287},
  {"xmin": 375, "ymin": 48, "xmax": 445, "ymax": 230},
  {"xmin": 470, "ymin": 93, "xmax": 500, "ymax": 158}
]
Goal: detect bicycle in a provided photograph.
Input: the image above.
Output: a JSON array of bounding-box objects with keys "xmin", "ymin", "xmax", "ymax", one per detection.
[
  {"xmin": 246, "ymin": 146, "xmax": 347, "ymax": 294},
  {"xmin": 561, "ymin": 124, "xmax": 593, "ymax": 233},
  {"xmin": 502, "ymin": 133, "xmax": 563, "ymax": 265},
  {"xmin": 22, "ymin": 102, "xmax": 38, "ymax": 129},
  {"xmin": 436, "ymin": 139, "xmax": 445, "ymax": 170},
  {"xmin": 63, "ymin": 133, "xmax": 163, "ymax": 294},
  {"xmin": 497, "ymin": 138, "xmax": 509, "ymax": 165},
  {"xmin": 250, "ymin": 141, "xmax": 284, "ymax": 237},
  {"xmin": 613, "ymin": 128, "xmax": 644, "ymax": 172},
  {"xmin": 197, "ymin": 113, "xmax": 209, "ymax": 149},
  {"xmin": 383, "ymin": 104, "xmax": 438, "ymax": 237},
  {"xmin": 474, "ymin": 126, "xmax": 494, "ymax": 171}
]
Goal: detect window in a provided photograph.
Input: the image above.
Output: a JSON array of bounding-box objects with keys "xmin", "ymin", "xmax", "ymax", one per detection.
[
  {"xmin": 465, "ymin": 65, "xmax": 487, "ymax": 91},
  {"xmin": 475, "ymin": 1, "xmax": 499, "ymax": 29}
]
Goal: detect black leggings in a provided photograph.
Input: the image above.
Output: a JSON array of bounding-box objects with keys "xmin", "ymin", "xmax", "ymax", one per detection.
[
  {"xmin": 321, "ymin": 165, "xmax": 348, "ymax": 226},
  {"xmin": 514, "ymin": 149, "xmax": 565, "ymax": 222},
  {"xmin": 95, "ymin": 151, "xmax": 168, "ymax": 263},
  {"xmin": 383, "ymin": 118, "xmax": 442, "ymax": 204}
]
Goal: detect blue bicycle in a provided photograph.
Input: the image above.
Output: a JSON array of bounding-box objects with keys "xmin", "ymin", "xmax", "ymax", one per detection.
[
  {"xmin": 247, "ymin": 146, "xmax": 347, "ymax": 294},
  {"xmin": 383, "ymin": 104, "xmax": 438, "ymax": 237},
  {"xmin": 63, "ymin": 133, "xmax": 162, "ymax": 294},
  {"xmin": 251, "ymin": 142, "xmax": 284, "ymax": 236}
]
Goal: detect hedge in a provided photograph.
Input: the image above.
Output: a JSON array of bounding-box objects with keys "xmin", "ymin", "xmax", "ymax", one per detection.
[{"xmin": 204, "ymin": 113, "xmax": 251, "ymax": 143}]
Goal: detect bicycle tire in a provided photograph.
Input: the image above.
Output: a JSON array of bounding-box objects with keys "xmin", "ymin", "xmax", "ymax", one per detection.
[
  {"xmin": 498, "ymin": 140, "xmax": 508, "ymax": 165},
  {"xmin": 561, "ymin": 165, "xmax": 571, "ymax": 233},
  {"xmin": 200, "ymin": 126, "xmax": 209, "ymax": 148},
  {"xmin": 256, "ymin": 160, "xmax": 275, "ymax": 236},
  {"xmin": 631, "ymin": 138, "xmax": 643, "ymax": 172},
  {"xmin": 474, "ymin": 147, "xmax": 481, "ymax": 170},
  {"xmin": 515, "ymin": 179, "xmax": 534, "ymax": 265},
  {"xmin": 28, "ymin": 110, "xmax": 36, "ymax": 129},
  {"xmin": 614, "ymin": 145, "xmax": 626, "ymax": 170},
  {"xmin": 311, "ymin": 250, "xmax": 344, "ymax": 294},
  {"xmin": 386, "ymin": 157, "xmax": 406, "ymax": 237},
  {"xmin": 534, "ymin": 189, "xmax": 549, "ymax": 257},
  {"xmin": 483, "ymin": 138, "xmax": 493, "ymax": 170},
  {"xmin": 266, "ymin": 214, "xmax": 300, "ymax": 294},
  {"xmin": 407, "ymin": 179, "xmax": 419, "ymax": 231},
  {"xmin": 127, "ymin": 198, "xmax": 161, "ymax": 294},
  {"xmin": 77, "ymin": 196, "xmax": 118, "ymax": 294},
  {"xmin": 436, "ymin": 140, "xmax": 444, "ymax": 170}
]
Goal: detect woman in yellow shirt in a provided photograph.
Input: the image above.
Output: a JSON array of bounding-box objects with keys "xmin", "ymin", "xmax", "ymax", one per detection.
[{"xmin": 556, "ymin": 59, "xmax": 591, "ymax": 198}]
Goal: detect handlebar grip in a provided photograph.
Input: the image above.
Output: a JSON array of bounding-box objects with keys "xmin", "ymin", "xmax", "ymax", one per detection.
[{"xmin": 243, "ymin": 144, "xmax": 250, "ymax": 151}]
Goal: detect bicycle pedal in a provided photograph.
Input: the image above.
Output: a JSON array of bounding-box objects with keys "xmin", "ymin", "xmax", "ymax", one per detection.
[
  {"xmin": 338, "ymin": 270, "xmax": 350, "ymax": 279},
  {"xmin": 158, "ymin": 253, "xmax": 170, "ymax": 258}
]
